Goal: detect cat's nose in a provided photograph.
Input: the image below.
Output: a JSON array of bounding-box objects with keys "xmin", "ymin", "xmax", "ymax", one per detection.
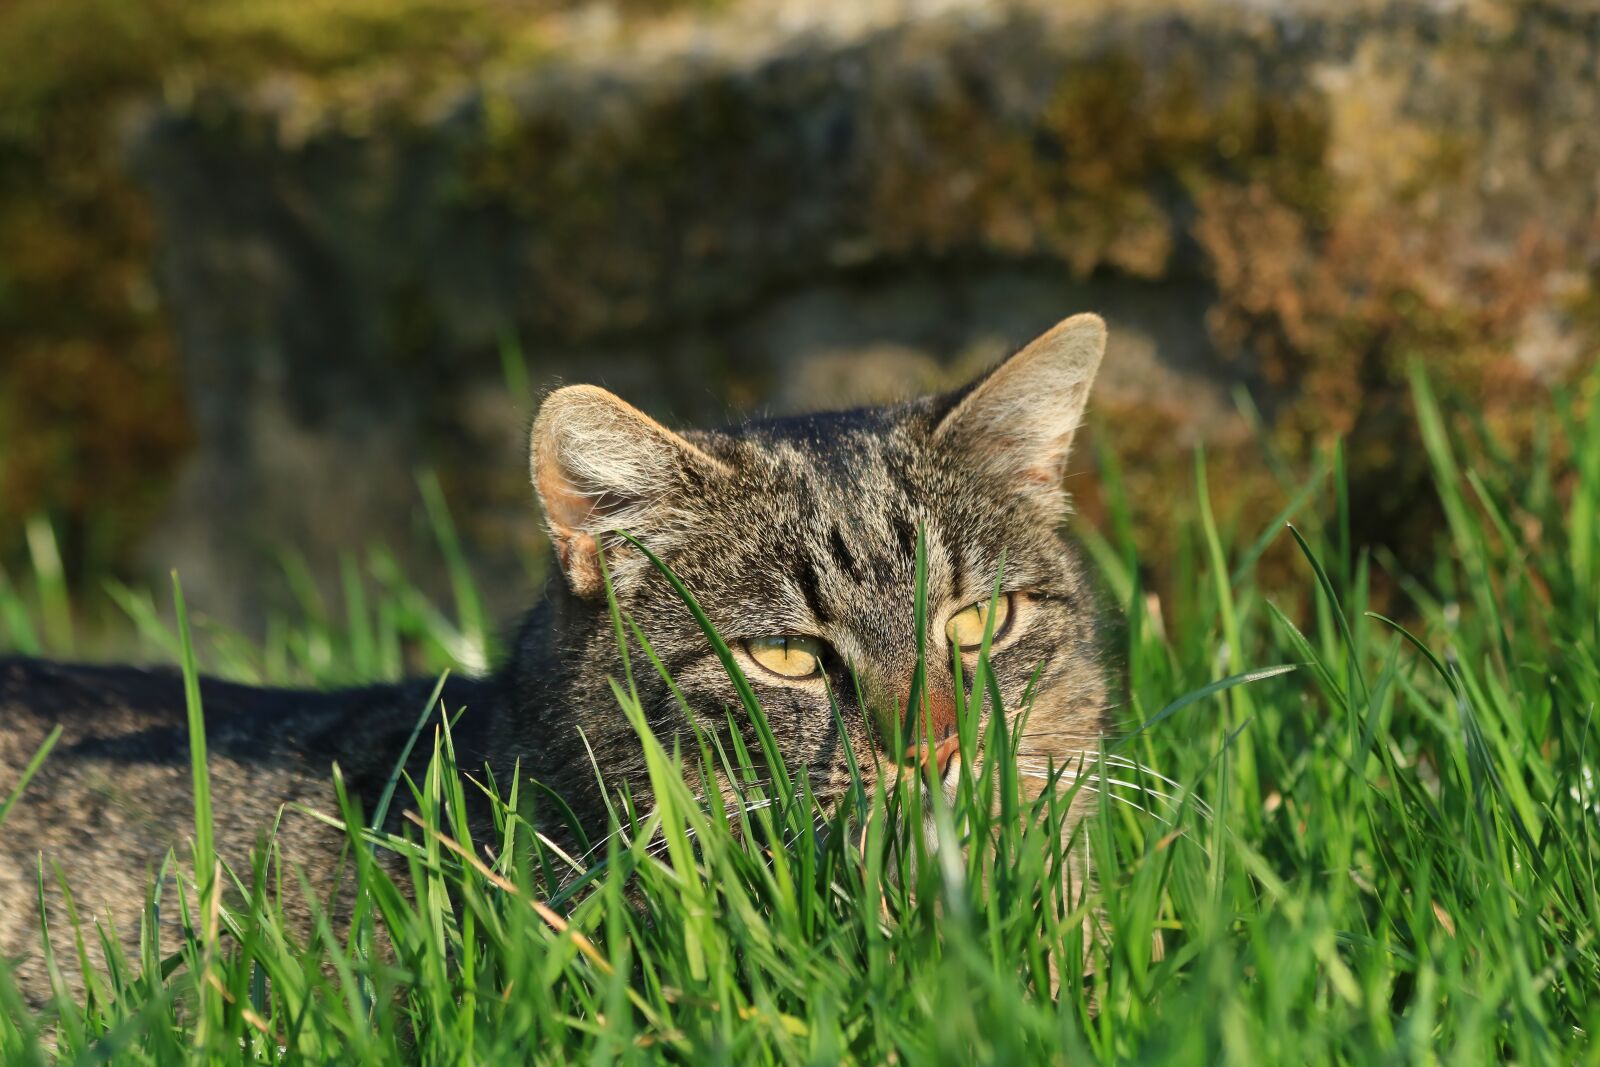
[
  {"xmin": 904, "ymin": 734, "xmax": 962, "ymax": 777},
  {"xmin": 925, "ymin": 734, "xmax": 964, "ymax": 777},
  {"xmin": 895, "ymin": 685, "xmax": 959, "ymax": 775}
]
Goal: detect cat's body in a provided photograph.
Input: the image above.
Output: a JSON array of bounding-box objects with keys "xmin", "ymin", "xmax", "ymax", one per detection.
[
  {"xmin": 0, "ymin": 662, "xmax": 496, "ymax": 1001},
  {"xmin": 0, "ymin": 314, "xmax": 1112, "ymax": 1006}
]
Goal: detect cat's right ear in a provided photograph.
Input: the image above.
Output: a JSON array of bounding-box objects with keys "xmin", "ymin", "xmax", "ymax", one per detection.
[
  {"xmin": 532, "ymin": 385, "xmax": 730, "ymax": 598},
  {"xmin": 932, "ymin": 313, "xmax": 1106, "ymax": 515}
]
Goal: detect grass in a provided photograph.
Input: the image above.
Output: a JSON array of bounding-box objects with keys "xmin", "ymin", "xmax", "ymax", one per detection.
[{"xmin": 1, "ymin": 366, "xmax": 1597, "ymax": 1063}]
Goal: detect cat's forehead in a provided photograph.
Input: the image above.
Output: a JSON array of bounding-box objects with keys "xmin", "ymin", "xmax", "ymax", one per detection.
[
  {"xmin": 696, "ymin": 402, "xmax": 947, "ymax": 507},
  {"xmin": 695, "ymin": 398, "xmax": 931, "ymax": 460},
  {"xmin": 677, "ymin": 403, "xmax": 1035, "ymax": 593},
  {"xmin": 636, "ymin": 393, "xmax": 1079, "ymax": 642}
]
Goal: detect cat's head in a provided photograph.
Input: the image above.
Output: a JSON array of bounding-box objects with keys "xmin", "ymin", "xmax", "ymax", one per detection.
[{"xmin": 529, "ymin": 313, "xmax": 1109, "ymax": 808}]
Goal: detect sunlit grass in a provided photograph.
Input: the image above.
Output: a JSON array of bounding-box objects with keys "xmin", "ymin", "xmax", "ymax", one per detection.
[{"xmin": 0, "ymin": 367, "xmax": 1596, "ymax": 1062}]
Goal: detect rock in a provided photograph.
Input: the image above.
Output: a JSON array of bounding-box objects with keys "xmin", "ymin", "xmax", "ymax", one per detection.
[{"xmin": 112, "ymin": 0, "xmax": 1600, "ymax": 626}]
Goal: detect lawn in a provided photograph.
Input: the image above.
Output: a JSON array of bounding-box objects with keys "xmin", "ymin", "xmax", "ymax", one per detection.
[{"xmin": 1, "ymin": 367, "xmax": 1596, "ymax": 1063}]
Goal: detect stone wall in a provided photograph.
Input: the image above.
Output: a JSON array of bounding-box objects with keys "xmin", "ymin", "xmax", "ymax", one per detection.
[{"xmin": 116, "ymin": 0, "xmax": 1600, "ymax": 625}]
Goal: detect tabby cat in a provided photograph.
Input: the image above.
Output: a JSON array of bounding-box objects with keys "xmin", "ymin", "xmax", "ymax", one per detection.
[{"xmin": 0, "ymin": 312, "xmax": 1110, "ymax": 1004}]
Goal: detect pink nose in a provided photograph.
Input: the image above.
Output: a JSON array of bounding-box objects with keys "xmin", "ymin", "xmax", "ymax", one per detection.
[
  {"xmin": 895, "ymin": 681, "xmax": 959, "ymax": 774},
  {"xmin": 903, "ymin": 734, "xmax": 963, "ymax": 776}
]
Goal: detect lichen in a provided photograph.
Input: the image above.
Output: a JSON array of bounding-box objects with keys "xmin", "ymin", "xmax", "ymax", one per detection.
[
  {"xmin": 2, "ymin": 0, "xmax": 1596, "ymax": 597},
  {"xmin": 0, "ymin": 0, "xmax": 702, "ymax": 575}
]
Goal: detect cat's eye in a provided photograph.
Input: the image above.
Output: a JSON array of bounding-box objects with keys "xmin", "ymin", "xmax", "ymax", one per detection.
[
  {"xmin": 945, "ymin": 594, "xmax": 1013, "ymax": 651},
  {"xmin": 745, "ymin": 635, "xmax": 826, "ymax": 680}
]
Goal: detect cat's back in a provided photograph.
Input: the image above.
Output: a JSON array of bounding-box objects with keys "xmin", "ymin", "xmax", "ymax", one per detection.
[
  {"xmin": 0, "ymin": 656, "xmax": 358, "ymax": 784},
  {"xmin": 1, "ymin": 660, "xmax": 330, "ymax": 968},
  {"xmin": 6, "ymin": 657, "xmax": 227, "ymax": 753},
  {"xmin": 2, "ymin": 657, "xmax": 170, "ymax": 760},
  {"xmin": 0, "ymin": 657, "xmax": 488, "ymax": 1003}
]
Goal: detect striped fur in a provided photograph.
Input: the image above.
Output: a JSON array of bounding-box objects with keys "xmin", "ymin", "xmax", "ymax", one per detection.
[
  {"xmin": 0, "ymin": 314, "xmax": 1110, "ymax": 1004},
  {"xmin": 516, "ymin": 313, "xmax": 1110, "ymax": 844}
]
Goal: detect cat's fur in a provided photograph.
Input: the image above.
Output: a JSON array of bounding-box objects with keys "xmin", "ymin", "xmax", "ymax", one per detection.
[{"xmin": 0, "ymin": 313, "xmax": 1110, "ymax": 1005}]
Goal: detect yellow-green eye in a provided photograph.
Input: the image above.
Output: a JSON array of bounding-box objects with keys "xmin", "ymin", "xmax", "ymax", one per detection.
[
  {"xmin": 745, "ymin": 635, "xmax": 826, "ymax": 680},
  {"xmin": 945, "ymin": 594, "xmax": 1013, "ymax": 651}
]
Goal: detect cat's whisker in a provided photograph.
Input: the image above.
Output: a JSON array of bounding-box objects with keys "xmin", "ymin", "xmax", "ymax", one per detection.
[
  {"xmin": 1015, "ymin": 763, "xmax": 1198, "ymax": 813},
  {"xmin": 1016, "ymin": 749, "xmax": 1214, "ymax": 815},
  {"xmin": 1016, "ymin": 759, "xmax": 1174, "ymax": 792},
  {"xmin": 1019, "ymin": 765, "xmax": 1173, "ymax": 798},
  {"xmin": 641, "ymin": 798, "xmax": 782, "ymax": 862},
  {"xmin": 574, "ymin": 822, "xmax": 636, "ymax": 864},
  {"xmin": 1014, "ymin": 750, "xmax": 1180, "ymax": 783},
  {"xmin": 1004, "ymin": 701, "xmax": 1123, "ymax": 725},
  {"xmin": 572, "ymin": 770, "xmax": 833, "ymax": 859},
  {"xmin": 1011, "ymin": 773, "xmax": 1168, "ymax": 822},
  {"xmin": 533, "ymin": 830, "xmax": 586, "ymax": 875},
  {"xmin": 778, "ymin": 810, "xmax": 833, "ymax": 858}
]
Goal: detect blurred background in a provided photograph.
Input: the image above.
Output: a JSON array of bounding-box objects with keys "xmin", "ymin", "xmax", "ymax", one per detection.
[{"xmin": 0, "ymin": 0, "xmax": 1595, "ymax": 644}]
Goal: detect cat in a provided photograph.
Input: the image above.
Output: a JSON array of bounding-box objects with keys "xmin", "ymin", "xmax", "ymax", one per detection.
[{"xmin": 0, "ymin": 312, "xmax": 1111, "ymax": 1005}]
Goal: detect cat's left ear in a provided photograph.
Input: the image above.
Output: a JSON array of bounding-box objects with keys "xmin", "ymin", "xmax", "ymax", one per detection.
[
  {"xmin": 933, "ymin": 313, "xmax": 1106, "ymax": 512},
  {"xmin": 531, "ymin": 385, "xmax": 731, "ymax": 598}
]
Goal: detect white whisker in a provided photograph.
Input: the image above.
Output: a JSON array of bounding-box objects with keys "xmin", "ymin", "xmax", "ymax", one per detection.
[
  {"xmin": 1018, "ymin": 750, "xmax": 1216, "ymax": 818},
  {"xmin": 1013, "ymin": 761, "xmax": 1214, "ymax": 822},
  {"xmin": 1013, "ymin": 774, "xmax": 1167, "ymax": 821},
  {"xmin": 642, "ymin": 798, "xmax": 780, "ymax": 861}
]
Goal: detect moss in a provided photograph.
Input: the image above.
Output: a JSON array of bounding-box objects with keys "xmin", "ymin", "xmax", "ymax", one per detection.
[
  {"xmin": 0, "ymin": 0, "xmax": 710, "ymax": 575},
  {"xmin": 861, "ymin": 39, "xmax": 1335, "ymax": 285},
  {"xmin": 857, "ymin": 20, "xmax": 1590, "ymax": 585},
  {"xmin": 1190, "ymin": 168, "xmax": 1584, "ymax": 572},
  {"xmin": 2, "ymin": 0, "xmax": 1594, "ymax": 595}
]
